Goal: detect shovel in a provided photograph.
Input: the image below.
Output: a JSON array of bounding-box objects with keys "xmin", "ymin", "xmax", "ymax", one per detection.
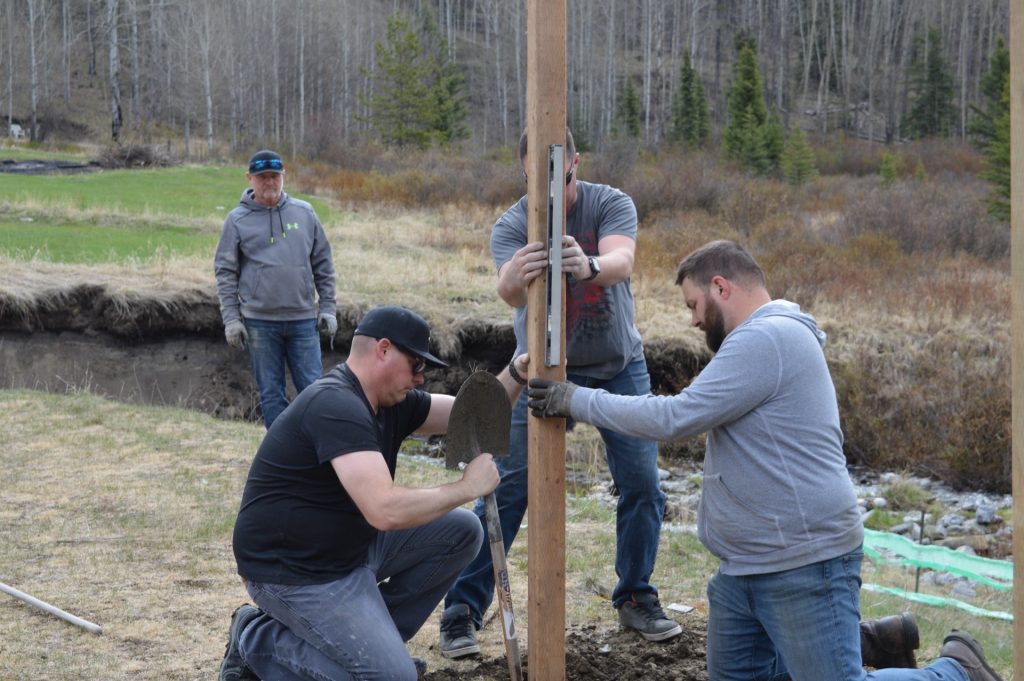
[{"xmin": 446, "ymin": 370, "xmax": 523, "ymax": 681}]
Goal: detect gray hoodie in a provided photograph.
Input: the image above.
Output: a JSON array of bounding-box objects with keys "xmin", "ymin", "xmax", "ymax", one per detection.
[
  {"xmin": 570, "ymin": 300, "xmax": 863, "ymax": 575},
  {"xmin": 214, "ymin": 189, "xmax": 336, "ymax": 324}
]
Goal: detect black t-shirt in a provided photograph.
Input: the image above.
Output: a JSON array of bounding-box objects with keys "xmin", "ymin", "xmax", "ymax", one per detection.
[{"xmin": 232, "ymin": 364, "xmax": 431, "ymax": 584}]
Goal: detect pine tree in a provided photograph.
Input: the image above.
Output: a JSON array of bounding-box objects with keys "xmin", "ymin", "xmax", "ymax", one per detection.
[
  {"xmin": 723, "ymin": 40, "xmax": 780, "ymax": 174},
  {"xmin": 762, "ymin": 112, "xmax": 785, "ymax": 169},
  {"xmin": 780, "ymin": 126, "xmax": 817, "ymax": 186},
  {"xmin": 359, "ymin": 11, "xmax": 467, "ymax": 149},
  {"xmin": 419, "ymin": 8, "xmax": 468, "ymax": 147},
  {"xmin": 968, "ymin": 35, "xmax": 1009, "ymax": 148},
  {"xmin": 614, "ymin": 77, "xmax": 642, "ymax": 139},
  {"xmin": 903, "ymin": 27, "xmax": 958, "ymax": 139},
  {"xmin": 879, "ymin": 151, "xmax": 904, "ymax": 187},
  {"xmin": 670, "ymin": 53, "xmax": 709, "ymax": 146},
  {"xmin": 981, "ymin": 79, "xmax": 1010, "ymax": 220}
]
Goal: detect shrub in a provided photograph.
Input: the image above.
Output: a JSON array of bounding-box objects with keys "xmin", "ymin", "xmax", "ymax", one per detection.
[{"xmin": 832, "ymin": 177, "xmax": 1008, "ymax": 260}]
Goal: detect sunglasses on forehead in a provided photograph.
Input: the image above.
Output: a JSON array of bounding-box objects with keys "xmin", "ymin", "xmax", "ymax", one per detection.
[{"xmin": 249, "ymin": 158, "xmax": 284, "ymax": 173}]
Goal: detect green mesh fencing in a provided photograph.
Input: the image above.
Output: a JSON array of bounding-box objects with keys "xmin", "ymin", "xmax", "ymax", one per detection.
[
  {"xmin": 862, "ymin": 527, "xmax": 1013, "ymax": 621},
  {"xmin": 863, "ymin": 528, "xmax": 1012, "ymax": 590}
]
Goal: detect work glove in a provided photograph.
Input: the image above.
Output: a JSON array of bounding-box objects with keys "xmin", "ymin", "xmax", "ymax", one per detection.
[
  {"xmin": 224, "ymin": 320, "xmax": 248, "ymax": 350},
  {"xmin": 317, "ymin": 312, "xmax": 338, "ymax": 338},
  {"xmin": 527, "ymin": 379, "xmax": 577, "ymax": 418}
]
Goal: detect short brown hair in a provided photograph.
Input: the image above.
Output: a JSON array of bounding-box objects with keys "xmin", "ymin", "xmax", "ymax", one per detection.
[
  {"xmin": 675, "ymin": 240, "xmax": 766, "ymax": 289},
  {"xmin": 518, "ymin": 127, "xmax": 576, "ymax": 162}
]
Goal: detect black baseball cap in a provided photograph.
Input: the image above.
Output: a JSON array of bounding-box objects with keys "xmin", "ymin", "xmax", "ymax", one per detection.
[
  {"xmin": 248, "ymin": 149, "xmax": 284, "ymax": 175},
  {"xmin": 354, "ymin": 306, "xmax": 448, "ymax": 368}
]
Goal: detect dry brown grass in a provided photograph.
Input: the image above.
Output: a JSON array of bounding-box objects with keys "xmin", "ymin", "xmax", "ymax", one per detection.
[{"xmin": 0, "ymin": 390, "xmax": 720, "ymax": 680}]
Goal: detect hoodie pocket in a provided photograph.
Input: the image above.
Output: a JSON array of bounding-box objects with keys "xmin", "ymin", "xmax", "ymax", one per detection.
[
  {"xmin": 240, "ymin": 264, "xmax": 314, "ymax": 311},
  {"xmin": 700, "ymin": 473, "xmax": 788, "ymax": 558}
]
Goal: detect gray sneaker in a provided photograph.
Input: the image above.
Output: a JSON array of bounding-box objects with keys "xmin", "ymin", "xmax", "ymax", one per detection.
[
  {"xmin": 618, "ymin": 593, "xmax": 683, "ymax": 642},
  {"xmin": 219, "ymin": 604, "xmax": 261, "ymax": 681},
  {"xmin": 439, "ymin": 603, "xmax": 481, "ymax": 658}
]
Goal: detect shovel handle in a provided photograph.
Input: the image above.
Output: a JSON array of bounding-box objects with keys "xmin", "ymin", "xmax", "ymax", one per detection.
[{"xmin": 484, "ymin": 492, "xmax": 523, "ymax": 681}]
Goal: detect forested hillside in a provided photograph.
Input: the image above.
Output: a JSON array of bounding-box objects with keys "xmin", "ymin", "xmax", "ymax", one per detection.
[{"xmin": 0, "ymin": 0, "xmax": 1009, "ymax": 157}]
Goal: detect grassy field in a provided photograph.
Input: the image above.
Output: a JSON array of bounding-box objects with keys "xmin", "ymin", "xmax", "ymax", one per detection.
[
  {"xmin": 0, "ymin": 160, "xmax": 332, "ymax": 264},
  {"xmin": 0, "ymin": 390, "xmax": 1014, "ymax": 680},
  {"xmin": 0, "ymin": 149, "xmax": 1015, "ymax": 677}
]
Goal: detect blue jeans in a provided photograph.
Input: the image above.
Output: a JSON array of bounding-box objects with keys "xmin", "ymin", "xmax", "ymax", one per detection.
[
  {"xmin": 239, "ymin": 508, "xmax": 483, "ymax": 681},
  {"xmin": 445, "ymin": 358, "xmax": 665, "ymax": 625},
  {"xmin": 244, "ymin": 318, "xmax": 323, "ymax": 428},
  {"xmin": 706, "ymin": 549, "xmax": 968, "ymax": 681}
]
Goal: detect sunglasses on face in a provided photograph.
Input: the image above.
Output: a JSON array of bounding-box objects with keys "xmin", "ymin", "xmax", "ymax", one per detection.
[
  {"xmin": 391, "ymin": 342, "xmax": 427, "ymax": 375},
  {"xmin": 249, "ymin": 158, "xmax": 284, "ymax": 173},
  {"xmin": 523, "ymin": 166, "xmax": 575, "ymax": 186}
]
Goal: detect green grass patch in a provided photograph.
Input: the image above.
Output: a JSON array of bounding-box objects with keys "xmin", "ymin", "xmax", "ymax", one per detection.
[
  {"xmin": 0, "ymin": 217, "xmax": 219, "ymax": 263},
  {"xmin": 0, "ymin": 142, "xmax": 89, "ymax": 160},
  {"xmin": 0, "ymin": 166, "xmax": 322, "ymax": 219},
  {"xmin": 0, "ymin": 164, "xmax": 332, "ymax": 263}
]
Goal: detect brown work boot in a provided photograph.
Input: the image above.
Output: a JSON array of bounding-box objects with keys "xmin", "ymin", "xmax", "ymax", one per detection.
[
  {"xmin": 860, "ymin": 612, "xmax": 919, "ymax": 669},
  {"xmin": 940, "ymin": 630, "xmax": 1004, "ymax": 681}
]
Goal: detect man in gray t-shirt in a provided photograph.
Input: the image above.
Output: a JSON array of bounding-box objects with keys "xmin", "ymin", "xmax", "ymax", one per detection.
[{"xmin": 439, "ymin": 129, "xmax": 680, "ymax": 659}]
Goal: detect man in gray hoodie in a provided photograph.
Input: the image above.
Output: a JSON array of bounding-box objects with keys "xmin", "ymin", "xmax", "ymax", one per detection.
[
  {"xmin": 527, "ymin": 240, "xmax": 1001, "ymax": 681},
  {"xmin": 214, "ymin": 150, "xmax": 337, "ymax": 428}
]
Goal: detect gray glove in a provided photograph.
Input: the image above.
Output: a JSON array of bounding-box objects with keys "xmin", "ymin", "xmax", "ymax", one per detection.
[
  {"xmin": 224, "ymin": 320, "xmax": 248, "ymax": 350},
  {"xmin": 527, "ymin": 379, "xmax": 577, "ymax": 418},
  {"xmin": 317, "ymin": 312, "xmax": 338, "ymax": 337}
]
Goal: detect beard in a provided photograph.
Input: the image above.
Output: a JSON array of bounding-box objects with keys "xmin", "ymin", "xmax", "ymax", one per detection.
[{"xmin": 703, "ymin": 298, "xmax": 727, "ymax": 352}]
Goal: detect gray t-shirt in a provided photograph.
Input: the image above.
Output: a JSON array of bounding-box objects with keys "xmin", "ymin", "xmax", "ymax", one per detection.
[{"xmin": 490, "ymin": 180, "xmax": 644, "ymax": 379}]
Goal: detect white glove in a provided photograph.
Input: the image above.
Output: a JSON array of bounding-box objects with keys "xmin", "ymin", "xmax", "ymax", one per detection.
[
  {"xmin": 225, "ymin": 320, "xmax": 248, "ymax": 350},
  {"xmin": 318, "ymin": 313, "xmax": 338, "ymax": 337}
]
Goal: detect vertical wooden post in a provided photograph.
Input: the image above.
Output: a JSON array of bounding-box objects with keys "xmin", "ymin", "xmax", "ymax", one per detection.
[
  {"xmin": 1010, "ymin": 1, "xmax": 1022, "ymax": 674},
  {"xmin": 525, "ymin": 0, "xmax": 567, "ymax": 679}
]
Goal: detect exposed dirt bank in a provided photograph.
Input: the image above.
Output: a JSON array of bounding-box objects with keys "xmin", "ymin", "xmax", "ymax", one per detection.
[{"xmin": 0, "ymin": 285, "xmax": 704, "ymax": 424}]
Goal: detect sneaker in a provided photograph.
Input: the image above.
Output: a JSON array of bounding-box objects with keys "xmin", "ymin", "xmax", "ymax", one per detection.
[
  {"xmin": 439, "ymin": 603, "xmax": 481, "ymax": 659},
  {"xmin": 219, "ymin": 604, "xmax": 261, "ymax": 681},
  {"xmin": 618, "ymin": 593, "xmax": 683, "ymax": 642},
  {"xmin": 860, "ymin": 612, "xmax": 919, "ymax": 668},
  {"xmin": 940, "ymin": 630, "xmax": 1004, "ymax": 681}
]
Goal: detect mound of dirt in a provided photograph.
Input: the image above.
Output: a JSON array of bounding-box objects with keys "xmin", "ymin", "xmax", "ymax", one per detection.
[{"xmin": 423, "ymin": 623, "xmax": 708, "ymax": 681}]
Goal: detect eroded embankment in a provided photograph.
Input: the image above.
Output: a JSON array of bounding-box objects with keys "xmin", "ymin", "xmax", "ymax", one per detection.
[{"xmin": 0, "ymin": 285, "xmax": 706, "ymax": 424}]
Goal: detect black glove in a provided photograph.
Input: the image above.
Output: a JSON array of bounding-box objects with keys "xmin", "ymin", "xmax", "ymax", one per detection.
[{"xmin": 527, "ymin": 379, "xmax": 577, "ymax": 418}]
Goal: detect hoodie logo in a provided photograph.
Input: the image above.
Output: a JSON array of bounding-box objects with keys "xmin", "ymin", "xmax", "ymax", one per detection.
[{"xmin": 285, "ymin": 222, "xmax": 300, "ymax": 231}]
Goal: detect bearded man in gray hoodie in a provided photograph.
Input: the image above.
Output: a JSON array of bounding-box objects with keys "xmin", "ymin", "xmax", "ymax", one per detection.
[
  {"xmin": 215, "ymin": 150, "xmax": 337, "ymax": 428},
  {"xmin": 527, "ymin": 240, "xmax": 1001, "ymax": 681}
]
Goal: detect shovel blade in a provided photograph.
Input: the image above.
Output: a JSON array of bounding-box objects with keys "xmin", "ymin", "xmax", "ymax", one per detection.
[{"xmin": 445, "ymin": 371, "xmax": 512, "ymax": 469}]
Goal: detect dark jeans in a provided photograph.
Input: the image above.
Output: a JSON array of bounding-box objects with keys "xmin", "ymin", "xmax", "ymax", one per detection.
[
  {"xmin": 243, "ymin": 318, "xmax": 322, "ymax": 428},
  {"xmin": 444, "ymin": 358, "xmax": 666, "ymax": 626},
  {"xmin": 240, "ymin": 508, "xmax": 483, "ymax": 681}
]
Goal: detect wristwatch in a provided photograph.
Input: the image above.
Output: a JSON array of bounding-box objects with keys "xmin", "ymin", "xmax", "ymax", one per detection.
[{"xmin": 584, "ymin": 256, "xmax": 601, "ymax": 281}]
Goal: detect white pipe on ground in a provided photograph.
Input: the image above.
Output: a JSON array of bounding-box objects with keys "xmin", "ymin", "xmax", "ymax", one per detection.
[{"xmin": 0, "ymin": 580, "xmax": 102, "ymax": 634}]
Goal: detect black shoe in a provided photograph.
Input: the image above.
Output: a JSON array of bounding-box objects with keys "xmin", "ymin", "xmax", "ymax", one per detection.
[
  {"xmin": 860, "ymin": 612, "xmax": 919, "ymax": 668},
  {"xmin": 219, "ymin": 604, "xmax": 261, "ymax": 681},
  {"xmin": 617, "ymin": 593, "xmax": 683, "ymax": 642},
  {"xmin": 940, "ymin": 630, "xmax": 1004, "ymax": 681},
  {"xmin": 439, "ymin": 603, "xmax": 481, "ymax": 659}
]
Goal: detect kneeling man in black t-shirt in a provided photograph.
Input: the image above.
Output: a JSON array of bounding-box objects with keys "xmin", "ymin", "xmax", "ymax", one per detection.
[{"xmin": 218, "ymin": 305, "xmax": 528, "ymax": 681}]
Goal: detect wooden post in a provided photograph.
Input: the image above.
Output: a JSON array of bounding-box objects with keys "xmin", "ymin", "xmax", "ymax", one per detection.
[
  {"xmin": 525, "ymin": 0, "xmax": 567, "ymax": 679},
  {"xmin": 1010, "ymin": 0, "xmax": 1022, "ymax": 674}
]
